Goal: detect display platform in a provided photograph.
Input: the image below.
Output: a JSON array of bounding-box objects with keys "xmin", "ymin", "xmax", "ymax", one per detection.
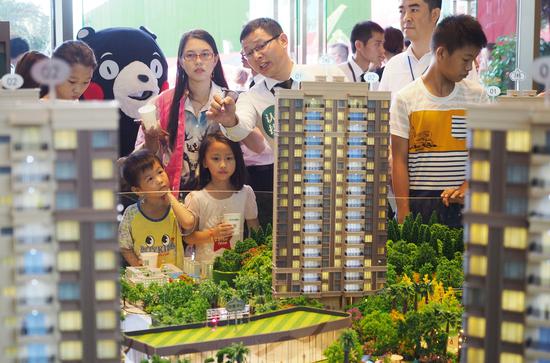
[{"xmin": 123, "ymin": 306, "xmax": 350, "ymax": 357}]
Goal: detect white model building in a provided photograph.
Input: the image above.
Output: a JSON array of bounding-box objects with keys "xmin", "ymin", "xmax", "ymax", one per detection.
[
  {"xmin": 0, "ymin": 89, "xmax": 120, "ymax": 363},
  {"xmin": 272, "ymin": 79, "xmax": 391, "ymax": 308}
]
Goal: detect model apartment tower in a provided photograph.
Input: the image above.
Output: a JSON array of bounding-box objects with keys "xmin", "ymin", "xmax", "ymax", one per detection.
[
  {"xmin": 462, "ymin": 102, "xmax": 550, "ymax": 363},
  {"xmin": 272, "ymin": 79, "xmax": 390, "ymax": 308},
  {"xmin": 0, "ymin": 91, "xmax": 120, "ymax": 363}
]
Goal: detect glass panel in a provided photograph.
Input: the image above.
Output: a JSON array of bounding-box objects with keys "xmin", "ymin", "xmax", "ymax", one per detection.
[
  {"xmin": 58, "ymin": 282, "xmax": 80, "ymax": 301},
  {"xmin": 94, "ymin": 222, "xmax": 116, "ymax": 240},
  {"xmin": 55, "ymin": 161, "xmax": 77, "ymax": 180},
  {"xmin": 54, "ymin": 130, "xmax": 77, "ymax": 150},
  {"xmin": 59, "ymin": 341, "xmax": 82, "ymax": 360},
  {"xmin": 96, "ymin": 311, "xmax": 116, "ymax": 330},
  {"xmin": 92, "ymin": 159, "xmax": 113, "ymax": 179},
  {"xmin": 92, "ymin": 189, "xmax": 114, "ymax": 209},
  {"xmin": 55, "ymin": 191, "xmax": 78, "ymax": 210},
  {"xmin": 58, "ymin": 311, "xmax": 82, "ymax": 331}
]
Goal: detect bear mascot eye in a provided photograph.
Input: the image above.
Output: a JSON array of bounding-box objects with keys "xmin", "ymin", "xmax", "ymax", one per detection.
[
  {"xmin": 161, "ymin": 234, "xmax": 171, "ymax": 246},
  {"xmin": 98, "ymin": 59, "xmax": 120, "ymax": 80},
  {"xmin": 150, "ymin": 59, "xmax": 163, "ymax": 79},
  {"xmin": 145, "ymin": 235, "xmax": 155, "ymax": 246}
]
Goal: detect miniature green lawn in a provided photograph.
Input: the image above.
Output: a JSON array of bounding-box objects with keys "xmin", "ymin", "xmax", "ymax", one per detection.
[{"xmin": 131, "ymin": 310, "xmax": 344, "ymax": 348}]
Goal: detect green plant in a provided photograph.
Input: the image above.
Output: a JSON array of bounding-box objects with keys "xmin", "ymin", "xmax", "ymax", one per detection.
[
  {"xmin": 235, "ymin": 238, "xmax": 257, "ymax": 254},
  {"xmin": 213, "ymin": 249, "xmax": 242, "ymax": 272},
  {"xmin": 482, "ymin": 35, "xmax": 550, "ymax": 92}
]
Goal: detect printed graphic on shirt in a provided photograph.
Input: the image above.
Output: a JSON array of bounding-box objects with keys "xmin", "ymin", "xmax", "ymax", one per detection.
[
  {"xmin": 184, "ymin": 111, "xmax": 208, "ymax": 184},
  {"xmin": 408, "ymin": 109, "xmax": 467, "ymax": 191},
  {"xmin": 262, "ymin": 105, "xmax": 275, "ymax": 138}
]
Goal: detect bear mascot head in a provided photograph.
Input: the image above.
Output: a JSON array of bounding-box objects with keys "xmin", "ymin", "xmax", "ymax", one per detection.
[{"xmin": 77, "ymin": 26, "xmax": 169, "ymax": 157}]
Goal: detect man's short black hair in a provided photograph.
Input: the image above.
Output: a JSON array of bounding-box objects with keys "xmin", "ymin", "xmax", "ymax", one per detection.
[
  {"xmin": 432, "ymin": 15, "xmax": 487, "ymax": 55},
  {"xmin": 240, "ymin": 18, "xmax": 283, "ymax": 42},
  {"xmin": 423, "ymin": 0, "xmax": 442, "ymax": 11},
  {"xmin": 350, "ymin": 21, "xmax": 384, "ymax": 53},
  {"xmin": 10, "ymin": 37, "xmax": 30, "ymax": 59}
]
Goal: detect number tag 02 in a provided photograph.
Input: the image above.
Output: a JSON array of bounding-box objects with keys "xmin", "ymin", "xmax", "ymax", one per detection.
[
  {"xmin": 31, "ymin": 58, "xmax": 71, "ymax": 86},
  {"xmin": 1, "ymin": 73, "xmax": 24, "ymax": 90},
  {"xmin": 363, "ymin": 72, "xmax": 380, "ymax": 84}
]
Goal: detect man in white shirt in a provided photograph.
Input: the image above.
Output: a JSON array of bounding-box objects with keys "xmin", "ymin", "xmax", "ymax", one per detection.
[
  {"xmin": 379, "ymin": 0, "xmax": 442, "ymax": 94},
  {"xmin": 339, "ymin": 21, "xmax": 385, "ymax": 85},
  {"xmin": 207, "ymin": 17, "xmax": 345, "ymax": 226}
]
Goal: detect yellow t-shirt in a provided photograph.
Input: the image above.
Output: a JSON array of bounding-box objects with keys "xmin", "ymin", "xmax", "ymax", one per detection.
[{"xmin": 118, "ymin": 203, "xmax": 184, "ymax": 269}]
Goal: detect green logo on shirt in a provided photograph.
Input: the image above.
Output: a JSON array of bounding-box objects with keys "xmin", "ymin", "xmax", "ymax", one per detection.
[{"xmin": 261, "ymin": 105, "xmax": 275, "ymax": 138}]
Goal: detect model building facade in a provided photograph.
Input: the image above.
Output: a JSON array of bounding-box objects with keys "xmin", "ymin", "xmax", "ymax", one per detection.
[
  {"xmin": 0, "ymin": 91, "xmax": 120, "ymax": 362},
  {"xmin": 272, "ymin": 80, "xmax": 390, "ymax": 308},
  {"xmin": 463, "ymin": 102, "xmax": 550, "ymax": 363}
]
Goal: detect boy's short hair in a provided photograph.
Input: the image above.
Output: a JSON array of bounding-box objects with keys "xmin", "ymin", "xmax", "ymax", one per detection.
[
  {"xmin": 121, "ymin": 149, "xmax": 163, "ymax": 188},
  {"xmin": 240, "ymin": 18, "xmax": 283, "ymax": 42},
  {"xmin": 350, "ymin": 21, "xmax": 384, "ymax": 53},
  {"xmin": 432, "ymin": 15, "xmax": 487, "ymax": 55},
  {"xmin": 423, "ymin": 0, "xmax": 442, "ymax": 11}
]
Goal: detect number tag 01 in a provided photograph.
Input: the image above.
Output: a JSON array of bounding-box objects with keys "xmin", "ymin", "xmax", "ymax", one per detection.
[
  {"xmin": 31, "ymin": 58, "xmax": 71, "ymax": 86},
  {"xmin": 1, "ymin": 73, "xmax": 24, "ymax": 90}
]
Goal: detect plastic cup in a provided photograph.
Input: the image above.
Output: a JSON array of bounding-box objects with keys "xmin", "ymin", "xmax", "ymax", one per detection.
[
  {"xmin": 224, "ymin": 213, "xmax": 241, "ymax": 236},
  {"xmin": 138, "ymin": 104, "xmax": 158, "ymax": 130},
  {"xmin": 141, "ymin": 252, "xmax": 158, "ymax": 267}
]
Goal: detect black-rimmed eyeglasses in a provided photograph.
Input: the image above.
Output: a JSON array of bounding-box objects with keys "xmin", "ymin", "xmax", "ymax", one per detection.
[{"xmin": 241, "ymin": 34, "xmax": 281, "ymax": 59}]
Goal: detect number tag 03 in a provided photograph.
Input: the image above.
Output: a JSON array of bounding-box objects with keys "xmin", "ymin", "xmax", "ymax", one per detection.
[
  {"xmin": 31, "ymin": 58, "xmax": 71, "ymax": 86},
  {"xmin": 1, "ymin": 73, "xmax": 24, "ymax": 90},
  {"xmin": 533, "ymin": 56, "xmax": 550, "ymax": 86}
]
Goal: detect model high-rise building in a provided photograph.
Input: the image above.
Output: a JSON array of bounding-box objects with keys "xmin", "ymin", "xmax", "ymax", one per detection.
[
  {"xmin": 0, "ymin": 91, "xmax": 120, "ymax": 362},
  {"xmin": 272, "ymin": 79, "xmax": 390, "ymax": 308},
  {"xmin": 462, "ymin": 102, "xmax": 550, "ymax": 363}
]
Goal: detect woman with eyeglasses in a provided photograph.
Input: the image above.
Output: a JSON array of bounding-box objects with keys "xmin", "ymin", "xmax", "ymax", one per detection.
[{"xmin": 135, "ymin": 29, "xmax": 265, "ymax": 195}]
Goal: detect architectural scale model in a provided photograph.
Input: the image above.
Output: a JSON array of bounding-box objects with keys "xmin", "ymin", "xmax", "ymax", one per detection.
[
  {"xmin": 463, "ymin": 101, "xmax": 550, "ymax": 363},
  {"xmin": 0, "ymin": 89, "xmax": 120, "ymax": 362},
  {"xmin": 125, "ymin": 264, "xmax": 183, "ymax": 286},
  {"xmin": 272, "ymin": 78, "xmax": 391, "ymax": 308},
  {"xmin": 124, "ymin": 306, "xmax": 351, "ymax": 363}
]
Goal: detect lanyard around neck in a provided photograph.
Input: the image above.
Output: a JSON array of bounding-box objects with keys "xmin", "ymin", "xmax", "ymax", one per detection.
[
  {"xmin": 347, "ymin": 62, "xmax": 357, "ymax": 82},
  {"xmin": 407, "ymin": 55, "xmax": 429, "ymax": 82}
]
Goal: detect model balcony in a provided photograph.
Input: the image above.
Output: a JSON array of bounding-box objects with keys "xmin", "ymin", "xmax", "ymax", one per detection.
[
  {"xmin": 303, "ymin": 248, "xmax": 322, "ymax": 258},
  {"xmin": 529, "ymin": 242, "xmax": 550, "ymax": 261},
  {"xmin": 532, "ymin": 144, "xmax": 550, "ymax": 155},
  {"xmin": 304, "ymin": 136, "xmax": 323, "ymax": 146},
  {"xmin": 344, "ymin": 283, "xmax": 363, "ymax": 292},
  {"xmin": 304, "ymin": 211, "xmax": 322, "ymax": 221},
  {"xmin": 345, "ymin": 223, "xmax": 363, "ymax": 233},
  {"xmin": 347, "ymin": 124, "xmax": 367, "ymax": 133},
  {"xmin": 304, "ymin": 174, "xmax": 323, "ymax": 183},
  {"xmin": 347, "ymin": 137, "xmax": 367, "ymax": 146},
  {"xmin": 304, "ymin": 111, "xmax": 323, "ymax": 120},
  {"xmin": 347, "ymin": 161, "xmax": 367, "ymax": 171},
  {"xmin": 527, "ymin": 275, "xmax": 550, "ymax": 294},
  {"xmin": 303, "ymin": 261, "xmax": 322, "ymax": 269},
  {"xmin": 346, "ymin": 199, "xmax": 365, "ymax": 208},
  {"xmin": 19, "ymin": 342, "xmax": 56, "ymax": 363},
  {"xmin": 344, "ymin": 260, "xmax": 363, "ymax": 268},
  {"xmin": 303, "ymin": 224, "xmax": 322, "ymax": 233},
  {"xmin": 344, "ymin": 272, "xmax": 363, "ymax": 281},
  {"xmin": 302, "ymin": 285, "xmax": 320, "ymax": 293},
  {"xmin": 303, "ymin": 236, "xmax": 321, "ymax": 245},
  {"xmin": 304, "ymin": 186, "xmax": 322, "ymax": 196},
  {"xmin": 346, "ymin": 186, "xmax": 365, "ymax": 196},
  {"xmin": 345, "ymin": 211, "xmax": 364, "ymax": 221},
  {"xmin": 345, "ymin": 236, "xmax": 364, "ymax": 245},
  {"xmin": 304, "ymin": 124, "xmax": 323, "ymax": 133},
  {"xmin": 304, "ymin": 150, "xmax": 323, "ymax": 159},
  {"xmin": 344, "ymin": 248, "xmax": 363, "ymax": 257},
  {"xmin": 525, "ymin": 338, "xmax": 550, "ymax": 359},
  {"xmin": 13, "ymin": 142, "xmax": 49, "ymax": 152},
  {"xmin": 303, "ymin": 273, "xmax": 321, "ymax": 282},
  {"xmin": 348, "ymin": 112, "xmax": 367, "ymax": 122},
  {"xmin": 15, "ymin": 225, "xmax": 53, "ymax": 246},
  {"xmin": 304, "ymin": 161, "xmax": 323, "ymax": 171},
  {"xmin": 527, "ymin": 306, "xmax": 550, "ymax": 328},
  {"xmin": 347, "ymin": 149, "xmax": 366, "ymax": 159},
  {"xmin": 346, "ymin": 174, "xmax": 366, "ymax": 183}
]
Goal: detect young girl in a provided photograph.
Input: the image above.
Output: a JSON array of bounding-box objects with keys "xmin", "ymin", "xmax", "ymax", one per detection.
[
  {"xmin": 118, "ymin": 150, "xmax": 197, "ymax": 269},
  {"xmin": 40, "ymin": 40, "xmax": 96, "ymax": 100},
  {"xmin": 184, "ymin": 131, "xmax": 259, "ymax": 263},
  {"xmin": 135, "ymin": 29, "xmax": 265, "ymax": 194}
]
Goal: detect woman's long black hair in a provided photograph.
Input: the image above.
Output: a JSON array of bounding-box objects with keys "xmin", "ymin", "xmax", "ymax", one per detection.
[{"xmin": 167, "ymin": 29, "xmax": 228, "ymax": 151}]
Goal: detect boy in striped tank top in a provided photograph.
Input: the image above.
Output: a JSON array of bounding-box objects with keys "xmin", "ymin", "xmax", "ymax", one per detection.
[{"xmin": 390, "ymin": 15, "xmax": 488, "ymax": 227}]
